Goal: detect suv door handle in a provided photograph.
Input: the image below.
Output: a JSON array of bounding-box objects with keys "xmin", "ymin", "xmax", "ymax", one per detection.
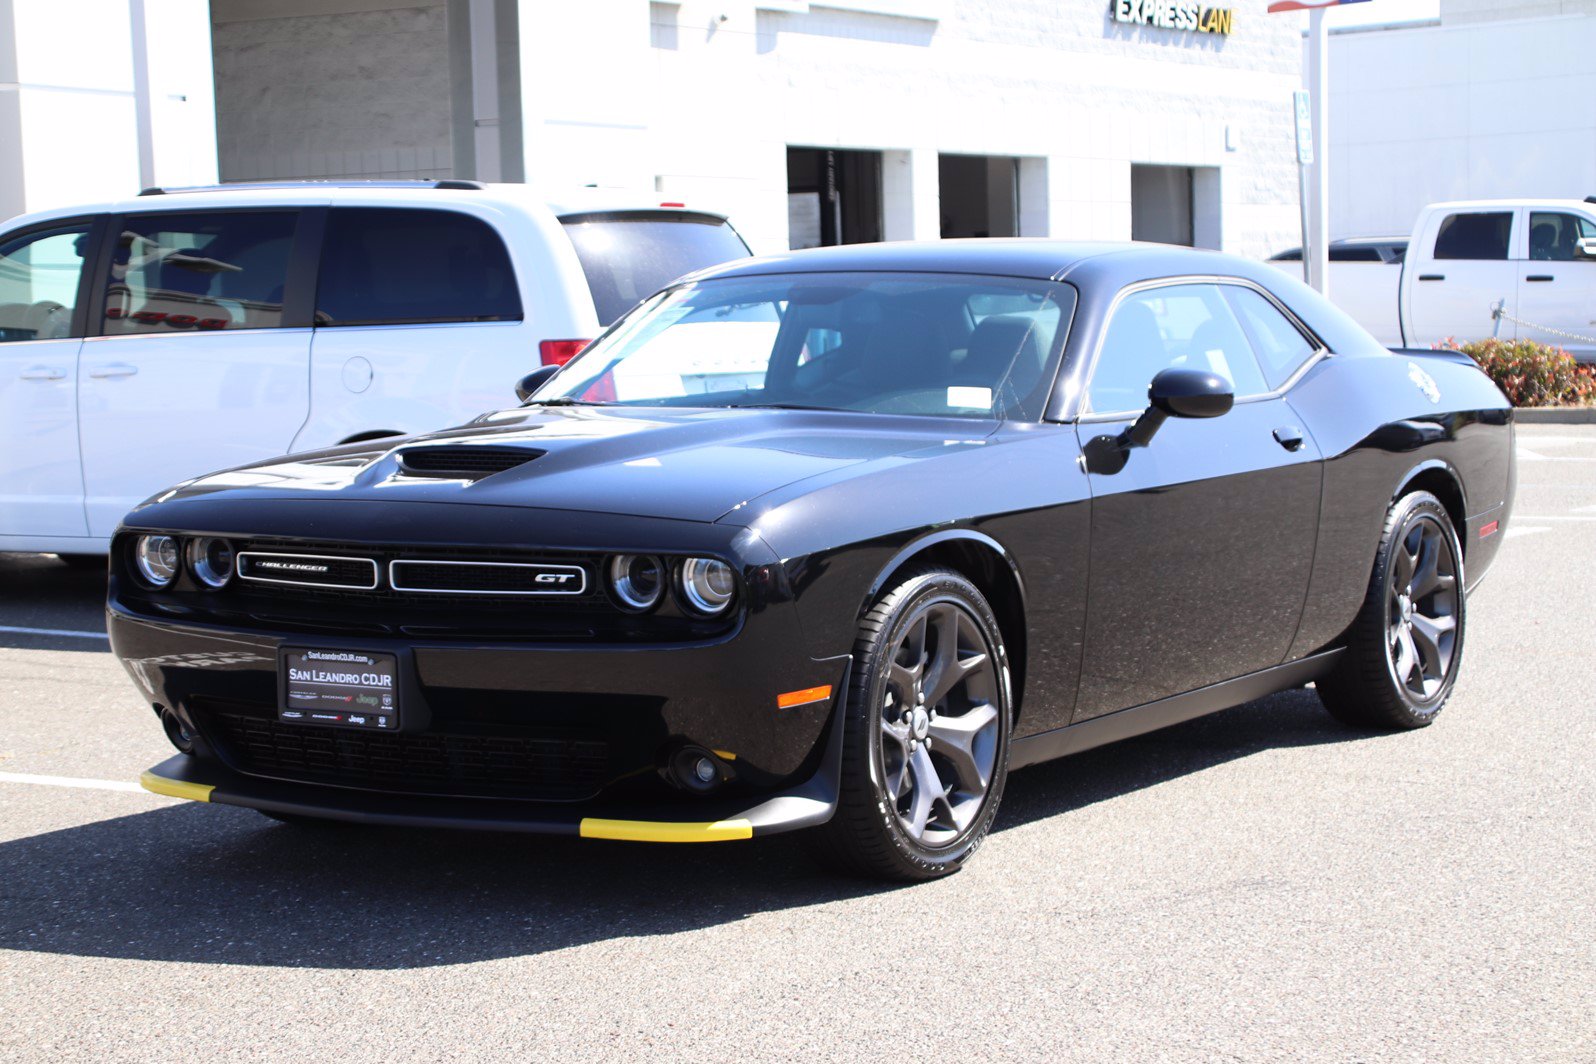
[
  {"xmin": 19, "ymin": 365, "xmax": 67, "ymax": 381},
  {"xmin": 1417, "ymin": 274, "xmax": 1445, "ymax": 282},
  {"xmin": 88, "ymin": 363, "xmax": 139, "ymax": 380},
  {"xmin": 1273, "ymin": 425, "xmax": 1306, "ymax": 452},
  {"xmin": 1526, "ymin": 275, "xmax": 1555, "ymax": 282}
]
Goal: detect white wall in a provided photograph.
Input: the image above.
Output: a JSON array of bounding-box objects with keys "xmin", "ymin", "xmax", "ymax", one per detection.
[
  {"xmin": 0, "ymin": 0, "xmax": 214, "ymax": 222},
  {"xmin": 1328, "ymin": 11, "xmax": 1596, "ymax": 239},
  {"xmin": 517, "ymin": 0, "xmax": 1303, "ymax": 257}
]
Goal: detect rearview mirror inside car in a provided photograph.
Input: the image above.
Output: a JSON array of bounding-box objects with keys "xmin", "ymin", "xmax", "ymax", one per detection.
[{"xmin": 516, "ymin": 365, "xmax": 560, "ymax": 403}]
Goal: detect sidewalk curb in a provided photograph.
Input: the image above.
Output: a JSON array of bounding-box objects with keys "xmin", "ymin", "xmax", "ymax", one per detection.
[{"xmin": 1515, "ymin": 407, "xmax": 1596, "ymax": 425}]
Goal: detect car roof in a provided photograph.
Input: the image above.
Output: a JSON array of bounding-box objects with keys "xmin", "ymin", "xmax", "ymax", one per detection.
[
  {"xmin": 1, "ymin": 182, "xmax": 728, "ymax": 231},
  {"xmin": 1424, "ymin": 198, "xmax": 1596, "ymax": 212},
  {"xmin": 687, "ymin": 238, "xmax": 1249, "ymax": 284}
]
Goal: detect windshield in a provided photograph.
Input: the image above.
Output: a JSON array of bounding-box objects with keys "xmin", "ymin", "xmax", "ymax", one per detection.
[
  {"xmin": 536, "ymin": 272, "xmax": 1076, "ymax": 421},
  {"xmin": 561, "ymin": 212, "xmax": 752, "ymax": 324}
]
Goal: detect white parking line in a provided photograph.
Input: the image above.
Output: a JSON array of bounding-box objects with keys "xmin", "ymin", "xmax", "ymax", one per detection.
[
  {"xmin": 1505, "ymin": 526, "xmax": 1549, "ymax": 540},
  {"xmin": 1509, "ymin": 515, "xmax": 1596, "ymax": 521},
  {"xmin": 0, "ymin": 770, "xmax": 143, "ymax": 793},
  {"xmin": 0, "ymin": 624, "xmax": 108, "ymax": 640}
]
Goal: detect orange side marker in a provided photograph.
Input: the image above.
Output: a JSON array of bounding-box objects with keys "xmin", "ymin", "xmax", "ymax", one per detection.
[{"xmin": 776, "ymin": 685, "xmax": 833, "ymax": 710}]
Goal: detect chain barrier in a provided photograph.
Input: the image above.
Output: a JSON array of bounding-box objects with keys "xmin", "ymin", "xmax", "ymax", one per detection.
[{"xmin": 1490, "ymin": 299, "xmax": 1596, "ymax": 347}]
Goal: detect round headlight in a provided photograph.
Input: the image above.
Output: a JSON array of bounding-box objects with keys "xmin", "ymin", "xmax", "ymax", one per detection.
[
  {"xmin": 608, "ymin": 554, "xmax": 664, "ymax": 611},
  {"xmin": 187, "ymin": 537, "xmax": 235, "ymax": 589},
  {"xmin": 678, "ymin": 557, "xmax": 736, "ymax": 615},
  {"xmin": 134, "ymin": 535, "xmax": 180, "ymax": 588}
]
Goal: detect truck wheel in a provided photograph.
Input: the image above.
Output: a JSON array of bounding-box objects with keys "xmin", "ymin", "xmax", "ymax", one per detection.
[
  {"xmin": 812, "ymin": 568, "xmax": 1011, "ymax": 881},
  {"xmin": 1318, "ymin": 490, "xmax": 1465, "ymax": 730}
]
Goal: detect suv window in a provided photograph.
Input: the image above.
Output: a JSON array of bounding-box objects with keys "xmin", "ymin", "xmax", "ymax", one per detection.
[
  {"xmin": 102, "ymin": 212, "xmax": 296, "ymax": 334},
  {"xmin": 0, "ymin": 223, "xmax": 92, "ymax": 342},
  {"xmin": 561, "ymin": 212, "xmax": 751, "ymax": 325},
  {"xmin": 316, "ymin": 208, "xmax": 522, "ymax": 327},
  {"xmin": 1433, "ymin": 212, "xmax": 1512, "ymax": 261},
  {"xmin": 1223, "ymin": 286, "xmax": 1317, "ymax": 390},
  {"xmin": 1528, "ymin": 212, "xmax": 1596, "ymax": 261},
  {"xmin": 1088, "ymin": 283, "xmax": 1269, "ymax": 415},
  {"xmin": 1328, "ymin": 246, "xmax": 1382, "ymax": 262}
]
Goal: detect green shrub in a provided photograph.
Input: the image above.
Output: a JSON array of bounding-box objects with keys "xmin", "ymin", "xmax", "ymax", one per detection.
[{"xmin": 1439, "ymin": 337, "xmax": 1596, "ymax": 408}]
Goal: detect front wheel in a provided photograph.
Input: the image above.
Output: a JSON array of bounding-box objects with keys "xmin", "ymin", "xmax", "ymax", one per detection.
[
  {"xmin": 813, "ymin": 568, "xmax": 1011, "ymax": 881},
  {"xmin": 1318, "ymin": 490, "xmax": 1465, "ymax": 730}
]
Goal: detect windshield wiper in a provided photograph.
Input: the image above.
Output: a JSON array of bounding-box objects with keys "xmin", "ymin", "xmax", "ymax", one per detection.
[
  {"xmin": 523, "ymin": 396, "xmax": 602, "ymax": 407},
  {"xmin": 725, "ymin": 402, "xmax": 837, "ymax": 412}
]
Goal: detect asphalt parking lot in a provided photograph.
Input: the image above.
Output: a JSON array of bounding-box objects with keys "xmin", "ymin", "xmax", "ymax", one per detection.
[{"xmin": 1, "ymin": 424, "xmax": 1592, "ymax": 1063}]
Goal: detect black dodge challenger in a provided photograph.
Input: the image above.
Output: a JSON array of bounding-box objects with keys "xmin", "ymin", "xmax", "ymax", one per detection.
[{"xmin": 112, "ymin": 241, "xmax": 1515, "ymax": 880}]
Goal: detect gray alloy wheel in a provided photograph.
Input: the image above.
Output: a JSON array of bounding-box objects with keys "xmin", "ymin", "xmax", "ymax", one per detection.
[
  {"xmin": 1385, "ymin": 514, "xmax": 1461, "ymax": 702},
  {"xmin": 878, "ymin": 602, "xmax": 1003, "ymax": 848},
  {"xmin": 1319, "ymin": 490, "xmax": 1466, "ymax": 730},
  {"xmin": 812, "ymin": 567, "xmax": 1011, "ymax": 881}
]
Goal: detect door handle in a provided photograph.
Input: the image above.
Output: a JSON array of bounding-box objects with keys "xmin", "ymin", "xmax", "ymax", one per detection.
[
  {"xmin": 87, "ymin": 363, "xmax": 139, "ymax": 380},
  {"xmin": 1273, "ymin": 425, "xmax": 1306, "ymax": 452},
  {"xmin": 19, "ymin": 365, "xmax": 67, "ymax": 381},
  {"xmin": 1417, "ymin": 274, "xmax": 1445, "ymax": 282},
  {"xmin": 1525, "ymin": 275, "xmax": 1555, "ymax": 283}
]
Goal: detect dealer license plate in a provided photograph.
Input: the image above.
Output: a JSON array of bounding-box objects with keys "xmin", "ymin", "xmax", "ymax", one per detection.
[{"xmin": 280, "ymin": 648, "xmax": 399, "ymax": 730}]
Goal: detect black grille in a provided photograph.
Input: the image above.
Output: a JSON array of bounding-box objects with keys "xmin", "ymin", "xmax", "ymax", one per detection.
[
  {"xmin": 398, "ymin": 446, "xmax": 542, "ymax": 478},
  {"xmin": 196, "ymin": 704, "xmax": 609, "ymax": 800},
  {"xmin": 238, "ymin": 551, "xmax": 377, "ymax": 589},
  {"xmin": 389, "ymin": 559, "xmax": 586, "ymax": 595}
]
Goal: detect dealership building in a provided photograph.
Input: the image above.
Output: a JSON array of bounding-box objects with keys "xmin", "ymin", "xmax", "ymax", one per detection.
[{"xmin": 2, "ymin": 0, "xmax": 1308, "ymax": 258}]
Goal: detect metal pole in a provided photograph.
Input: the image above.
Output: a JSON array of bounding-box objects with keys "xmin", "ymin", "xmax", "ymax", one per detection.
[
  {"xmin": 129, "ymin": 0, "xmax": 156, "ymax": 190},
  {"xmin": 1305, "ymin": 6, "xmax": 1330, "ymax": 297}
]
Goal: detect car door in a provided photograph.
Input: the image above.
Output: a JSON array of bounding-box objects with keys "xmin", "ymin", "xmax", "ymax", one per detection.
[
  {"xmin": 1072, "ymin": 280, "xmax": 1324, "ymax": 721},
  {"xmin": 1518, "ymin": 209, "xmax": 1596, "ymax": 361},
  {"xmin": 77, "ymin": 208, "xmax": 313, "ymax": 538},
  {"xmin": 1404, "ymin": 209, "xmax": 1518, "ymax": 348},
  {"xmin": 0, "ymin": 217, "xmax": 99, "ymax": 543},
  {"xmin": 293, "ymin": 207, "xmax": 527, "ymax": 451}
]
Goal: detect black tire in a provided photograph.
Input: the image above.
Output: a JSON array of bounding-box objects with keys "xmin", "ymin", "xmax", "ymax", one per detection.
[
  {"xmin": 1318, "ymin": 490, "xmax": 1466, "ymax": 730},
  {"xmin": 812, "ymin": 567, "xmax": 1012, "ymax": 882}
]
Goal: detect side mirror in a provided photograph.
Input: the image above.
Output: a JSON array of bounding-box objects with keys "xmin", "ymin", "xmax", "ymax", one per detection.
[
  {"xmin": 1123, "ymin": 367, "xmax": 1234, "ymax": 447},
  {"xmin": 1575, "ymin": 237, "xmax": 1596, "ymax": 261},
  {"xmin": 516, "ymin": 365, "xmax": 560, "ymax": 404}
]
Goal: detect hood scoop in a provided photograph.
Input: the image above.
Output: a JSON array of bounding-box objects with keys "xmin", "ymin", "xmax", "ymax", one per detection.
[{"xmin": 396, "ymin": 445, "xmax": 545, "ymax": 480}]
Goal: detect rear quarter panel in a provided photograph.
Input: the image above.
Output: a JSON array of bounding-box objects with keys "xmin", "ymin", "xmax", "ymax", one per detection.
[{"xmin": 1284, "ymin": 348, "xmax": 1513, "ymax": 661}]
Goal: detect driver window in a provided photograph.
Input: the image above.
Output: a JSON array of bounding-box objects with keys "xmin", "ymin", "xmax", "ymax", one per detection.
[
  {"xmin": 0, "ymin": 224, "xmax": 92, "ymax": 343},
  {"xmin": 1528, "ymin": 212, "xmax": 1596, "ymax": 261},
  {"xmin": 1087, "ymin": 283, "xmax": 1269, "ymax": 415}
]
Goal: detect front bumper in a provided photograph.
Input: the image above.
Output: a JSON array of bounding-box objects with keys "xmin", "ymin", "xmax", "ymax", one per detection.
[{"xmin": 112, "ymin": 598, "xmax": 850, "ymax": 838}]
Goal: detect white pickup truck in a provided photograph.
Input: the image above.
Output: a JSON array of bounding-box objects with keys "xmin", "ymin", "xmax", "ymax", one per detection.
[{"xmin": 1270, "ymin": 198, "xmax": 1596, "ymax": 361}]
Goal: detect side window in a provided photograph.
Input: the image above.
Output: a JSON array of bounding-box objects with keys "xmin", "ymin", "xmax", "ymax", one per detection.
[
  {"xmin": 1432, "ymin": 212, "xmax": 1512, "ymax": 261},
  {"xmin": 0, "ymin": 224, "xmax": 92, "ymax": 342},
  {"xmin": 1328, "ymin": 246, "xmax": 1381, "ymax": 262},
  {"xmin": 1087, "ymin": 283, "xmax": 1269, "ymax": 415},
  {"xmin": 316, "ymin": 208, "xmax": 522, "ymax": 327},
  {"xmin": 1528, "ymin": 212, "xmax": 1596, "ymax": 261},
  {"xmin": 1223, "ymin": 287, "xmax": 1317, "ymax": 390},
  {"xmin": 103, "ymin": 211, "xmax": 296, "ymax": 334}
]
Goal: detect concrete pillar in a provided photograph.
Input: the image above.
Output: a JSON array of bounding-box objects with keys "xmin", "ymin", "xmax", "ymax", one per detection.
[
  {"xmin": 1016, "ymin": 157, "xmax": 1049, "ymax": 238},
  {"xmin": 881, "ymin": 146, "xmax": 939, "ymax": 243}
]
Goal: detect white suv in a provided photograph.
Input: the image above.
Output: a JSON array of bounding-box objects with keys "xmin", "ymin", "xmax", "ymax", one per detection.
[{"xmin": 0, "ymin": 181, "xmax": 751, "ymax": 556}]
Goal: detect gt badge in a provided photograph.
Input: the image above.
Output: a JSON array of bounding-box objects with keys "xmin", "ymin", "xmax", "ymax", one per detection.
[{"xmin": 1407, "ymin": 362, "xmax": 1441, "ymax": 404}]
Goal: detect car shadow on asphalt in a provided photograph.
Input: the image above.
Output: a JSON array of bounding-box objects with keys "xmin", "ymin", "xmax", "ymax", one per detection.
[
  {"xmin": 0, "ymin": 687, "xmax": 1373, "ymax": 971},
  {"xmin": 0, "ymin": 555, "xmax": 109, "ymax": 652}
]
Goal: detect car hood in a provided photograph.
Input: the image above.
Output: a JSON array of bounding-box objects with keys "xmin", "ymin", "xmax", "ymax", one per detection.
[{"xmin": 144, "ymin": 405, "xmax": 999, "ymax": 524}]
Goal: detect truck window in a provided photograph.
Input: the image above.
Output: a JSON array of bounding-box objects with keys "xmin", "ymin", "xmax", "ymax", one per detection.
[
  {"xmin": 316, "ymin": 208, "xmax": 522, "ymax": 327},
  {"xmin": 561, "ymin": 212, "xmax": 751, "ymax": 325},
  {"xmin": 1528, "ymin": 212, "xmax": 1596, "ymax": 261},
  {"xmin": 1432, "ymin": 212, "xmax": 1512, "ymax": 261},
  {"xmin": 103, "ymin": 211, "xmax": 296, "ymax": 334}
]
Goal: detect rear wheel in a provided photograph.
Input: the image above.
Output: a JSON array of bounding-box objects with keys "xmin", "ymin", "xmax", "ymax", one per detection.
[
  {"xmin": 813, "ymin": 568, "xmax": 1011, "ymax": 881},
  {"xmin": 1318, "ymin": 491, "xmax": 1465, "ymax": 730}
]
